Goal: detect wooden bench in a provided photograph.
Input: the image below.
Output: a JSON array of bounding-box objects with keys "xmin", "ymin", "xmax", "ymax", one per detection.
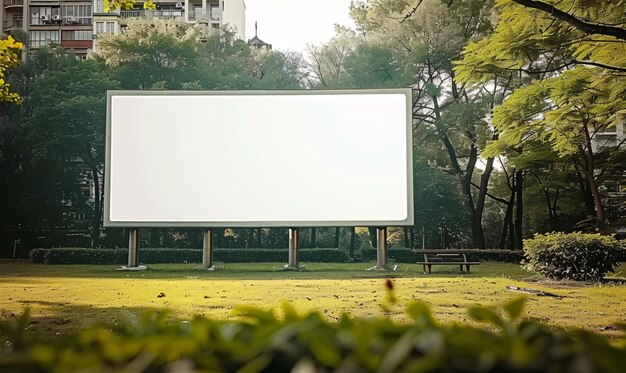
[{"xmin": 414, "ymin": 249, "xmax": 480, "ymax": 274}]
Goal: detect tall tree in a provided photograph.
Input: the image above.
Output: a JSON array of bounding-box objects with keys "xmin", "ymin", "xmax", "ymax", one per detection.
[
  {"xmin": 25, "ymin": 60, "xmax": 120, "ymax": 247},
  {"xmin": 350, "ymin": 0, "xmax": 506, "ymax": 248},
  {"xmin": 456, "ymin": 0, "xmax": 626, "ymax": 228}
]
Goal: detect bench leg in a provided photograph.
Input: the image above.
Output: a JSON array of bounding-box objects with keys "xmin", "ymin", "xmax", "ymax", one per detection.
[
  {"xmin": 466, "ymin": 264, "xmax": 471, "ymax": 273},
  {"xmin": 422, "ymin": 264, "xmax": 429, "ymax": 275},
  {"xmin": 459, "ymin": 264, "xmax": 464, "ymax": 273}
]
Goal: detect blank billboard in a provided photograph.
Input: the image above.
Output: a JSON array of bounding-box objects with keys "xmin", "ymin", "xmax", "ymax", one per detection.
[{"xmin": 104, "ymin": 90, "xmax": 413, "ymax": 227}]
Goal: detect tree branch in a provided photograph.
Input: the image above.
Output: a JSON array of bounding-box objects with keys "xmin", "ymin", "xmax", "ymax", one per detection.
[
  {"xmin": 470, "ymin": 181, "xmax": 510, "ymax": 204},
  {"xmin": 574, "ymin": 59, "xmax": 626, "ymax": 72},
  {"xmin": 511, "ymin": 0, "xmax": 626, "ymax": 41}
]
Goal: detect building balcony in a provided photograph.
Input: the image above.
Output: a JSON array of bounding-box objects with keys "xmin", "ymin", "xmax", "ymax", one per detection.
[
  {"xmin": 4, "ymin": 0, "xmax": 23, "ymax": 8},
  {"xmin": 61, "ymin": 40, "xmax": 93, "ymax": 49},
  {"xmin": 188, "ymin": 9, "xmax": 220, "ymax": 21},
  {"xmin": 3, "ymin": 19, "xmax": 23, "ymax": 30},
  {"xmin": 120, "ymin": 9, "xmax": 185, "ymax": 20}
]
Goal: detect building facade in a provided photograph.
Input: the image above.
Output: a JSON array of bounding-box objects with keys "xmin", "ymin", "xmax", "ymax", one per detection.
[
  {"xmin": 92, "ymin": 0, "xmax": 245, "ymax": 51},
  {"xmin": 2, "ymin": 0, "xmax": 246, "ymax": 56}
]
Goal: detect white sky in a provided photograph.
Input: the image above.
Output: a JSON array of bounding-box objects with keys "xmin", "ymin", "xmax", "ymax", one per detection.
[{"xmin": 244, "ymin": 0, "xmax": 356, "ymax": 53}]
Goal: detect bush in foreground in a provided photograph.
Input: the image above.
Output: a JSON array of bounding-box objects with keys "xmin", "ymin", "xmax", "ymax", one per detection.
[
  {"xmin": 1, "ymin": 298, "xmax": 625, "ymax": 372},
  {"xmin": 523, "ymin": 232, "xmax": 624, "ymax": 281}
]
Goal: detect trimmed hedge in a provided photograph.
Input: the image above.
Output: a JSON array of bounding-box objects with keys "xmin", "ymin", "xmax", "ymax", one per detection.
[
  {"xmin": 361, "ymin": 247, "xmax": 524, "ymax": 263},
  {"xmin": 43, "ymin": 248, "xmax": 126, "ymax": 265},
  {"xmin": 1, "ymin": 298, "xmax": 625, "ymax": 372},
  {"xmin": 523, "ymin": 232, "xmax": 625, "ymax": 281},
  {"xmin": 35, "ymin": 247, "xmax": 349, "ymax": 265}
]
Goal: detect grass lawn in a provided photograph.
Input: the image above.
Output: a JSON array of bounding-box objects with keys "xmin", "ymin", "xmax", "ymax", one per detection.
[{"xmin": 1, "ymin": 260, "xmax": 625, "ymax": 341}]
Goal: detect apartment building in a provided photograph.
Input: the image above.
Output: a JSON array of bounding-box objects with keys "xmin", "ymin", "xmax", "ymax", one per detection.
[
  {"xmin": 1, "ymin": 0, "xmax": 94, "ymax": 57},
  {"xmin": 2, "ymin": 0, "xmax": 245, "ymax": 56},
  {"xmin": 92, "ymin": 0, "xmax": 245, "ymax": 51}
]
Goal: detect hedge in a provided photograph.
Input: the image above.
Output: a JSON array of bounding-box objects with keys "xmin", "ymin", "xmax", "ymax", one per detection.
[
  {"xmin": 361, "ymin": 247, "xmax": 525, "ymax": 263},
  {"xmin": 33, "ymin": 248, "xmax": 349, "ymax": 265},
  {"xmin": 1, "ymin": 297, "xmax": 625, "ymax": 372}
]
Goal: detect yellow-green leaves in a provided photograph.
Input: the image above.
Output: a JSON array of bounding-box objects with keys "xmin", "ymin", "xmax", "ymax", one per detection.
[
  {"xmin": 0, "ymin": 35, "xmax": 22, "ymax": 104},
  {"xmin": 456, "ymin": 0, "xmax": 626, "ymax": 157}
]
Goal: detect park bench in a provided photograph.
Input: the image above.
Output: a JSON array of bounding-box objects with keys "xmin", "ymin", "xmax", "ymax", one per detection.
[{"xmin": 414, "ymin": 249, "xmax": 480, "ymax": 274}]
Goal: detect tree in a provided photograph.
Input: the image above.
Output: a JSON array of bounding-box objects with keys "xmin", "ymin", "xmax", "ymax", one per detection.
[
  {"xmin": 304, "ymin": 26, "xmax": 358, "ymax": 88},
  {"xmin": 95, "ymin": 19, "xmax": 201, "ymax": 89},
  {"xmin": 0, "ymin": 35, "xmax": 22, "ymax": 103},
  {"xmin": 349, "ymin": 0, "xmax": 509, "ymax": 248},
  {"xmin": 456, "ymin": 0, "xmax": 626, "ymax": 228},
  {"xmin": 25, "ymin": 60, "xmax": 120, "ymax": 247}
]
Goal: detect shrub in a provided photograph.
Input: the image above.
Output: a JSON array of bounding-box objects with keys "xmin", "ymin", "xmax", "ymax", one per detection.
[
  {"xmin": 37, "ymin": 248, "xmax": 349, "ymax": 264},
  {"xmin": 523, "ymin": 232, "xmax": 624, "ymax": 281},
  {"xmin": 1, "ymin": 298, "xmax": 625, "ymax": 372},
  {"xmin": 29, "ymin": 249, "xmax": 47, "ymax": 264}
]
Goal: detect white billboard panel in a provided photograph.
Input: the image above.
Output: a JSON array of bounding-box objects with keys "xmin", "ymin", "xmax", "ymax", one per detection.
[{"xmin": 104, "ymin": 90, "xmax": 413, "ymax": 227}]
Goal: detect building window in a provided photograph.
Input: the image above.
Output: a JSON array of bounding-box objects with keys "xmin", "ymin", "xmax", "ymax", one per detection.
[
  {"xmin": 29, "ymin": 30, "xmax": 60, "ymax": 48},
  {"xmin": 30, "ymin": 6, "xmax": 60, "ymax": 25},
  {"xmin": 61, "ymin": 5, "xmax": 93, "ymax": 25},
  {"xmin": 95, "ymin": 21, "xmax": 115, "ymax": 35},
  {"xmin": 210, "ymin": 4, "xmax": 220, "ymax": 20},
  {"xmin": 62, "ymin": 30, "xmax": 93, "ymax": 41}
]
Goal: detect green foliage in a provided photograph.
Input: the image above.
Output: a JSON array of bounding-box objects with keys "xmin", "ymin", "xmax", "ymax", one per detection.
[
  {"xmin": 2, "ymin": 299, "xmax": 626, "ymax": 372},
  {"xmin": 523, "ymin": 232, "xmax": 625, "ymax": 281},
  {"xmin": 35, "ymin": 248, "xmax": 350, "ymax": 265}
]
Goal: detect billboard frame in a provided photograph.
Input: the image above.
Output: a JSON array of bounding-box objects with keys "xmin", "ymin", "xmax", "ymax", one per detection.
[{"xmin": 104, "ymin": 89, "xmax": 414, "ymax": 228}]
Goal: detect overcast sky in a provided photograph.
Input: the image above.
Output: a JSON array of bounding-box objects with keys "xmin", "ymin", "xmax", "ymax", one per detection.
[{"xmin": 244, "ymin": 0, "xmax": 356, "ymax": 53}]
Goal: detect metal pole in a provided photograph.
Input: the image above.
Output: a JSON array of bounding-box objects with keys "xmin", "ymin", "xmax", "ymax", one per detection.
[
  {"xmin": 202, "ymin": 228, "xmax": 214, "ymax": 269},
  {"xmin": 376, "ymin": 227, "xmax": 387, "ymax": 269},
  {"xmin": 288, "ymin": 228, "xmax": 299, "ymax": 268},
  {"xmin": 128, "ymin": 228, "xmax": 140, "ymax": 267}
]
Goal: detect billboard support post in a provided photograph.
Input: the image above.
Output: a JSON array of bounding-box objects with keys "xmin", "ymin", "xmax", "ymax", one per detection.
[
  {"xmin": 128, "ymin": 228, "xmax": 140, "ymax": 267},
  {"xmin": 288, "ymin": 228, "xmax": 299, "ymax": 268},
  {"xmin": 376, "ymin": 227, "xmax": 387, "ymax": 269},
  {"xmin": 202, "ymin": 228, "xmax": 215, "ymax": 270}
]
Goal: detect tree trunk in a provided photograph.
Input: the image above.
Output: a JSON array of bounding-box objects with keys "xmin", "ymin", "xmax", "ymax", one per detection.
[
  {"xmin": 403, "ymin": 227, "xmax": 410, "ymax": 248},
  {"xmin": 368, "ymin": 227, "xmax": 377, "ymax": 247},
  {"xmin": 90, "ymin": 166, "xmax": 101, "ymax": 248},
  {"xmin": 247, "ymin": 228, "xmax": 255, "ymax": 248},
  {"xmin": 334, "ymin": 227, "xmax": 340, "ymax": 248},
  {"xmin": 257, "ymin": 228, "xmax": 263, "ymax": 248},
  {"xmin": 475, "ymin": 156, "xmax": 495, "ymax": 244},
  {"xmin": 514, "ymin": 170, "xmax": 523, "ymax": 250},
  {"xmin": 582, "ymin": 125, "xmax": 607, "ymax": 227},
  {"xmin": 310, "ymin": 227, "xmax": 317, "ymax": 248},
  {"xmin": 499, "ymin": 190, "xmax": 515, "ymax": 250},
  {"xmin": 349, "ymin": 227, "xmax": 356, "ymax": 258},
  {"xmin": 150, "ymin": 228, "xmax": 160, "ymax": 247}
]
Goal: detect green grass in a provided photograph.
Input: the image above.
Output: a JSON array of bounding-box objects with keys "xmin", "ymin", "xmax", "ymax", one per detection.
[{"xmin": 1, "ymin": 260, "xmax": 625, "ymax": 341}]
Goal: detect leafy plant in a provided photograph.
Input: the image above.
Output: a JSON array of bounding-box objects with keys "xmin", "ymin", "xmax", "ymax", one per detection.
[
  {"xmin": 1, "ymin": 298, "xmax": 625, "ymax": 372},
  {"xmin": 522, "ymin": 232, "xmax": 624, "ymax": 281}
]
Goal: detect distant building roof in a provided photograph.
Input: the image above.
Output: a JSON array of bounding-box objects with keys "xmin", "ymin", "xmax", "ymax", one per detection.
[{"xmin": 247, "ymin": 22, "xmax": 272, "ymax": 49}]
